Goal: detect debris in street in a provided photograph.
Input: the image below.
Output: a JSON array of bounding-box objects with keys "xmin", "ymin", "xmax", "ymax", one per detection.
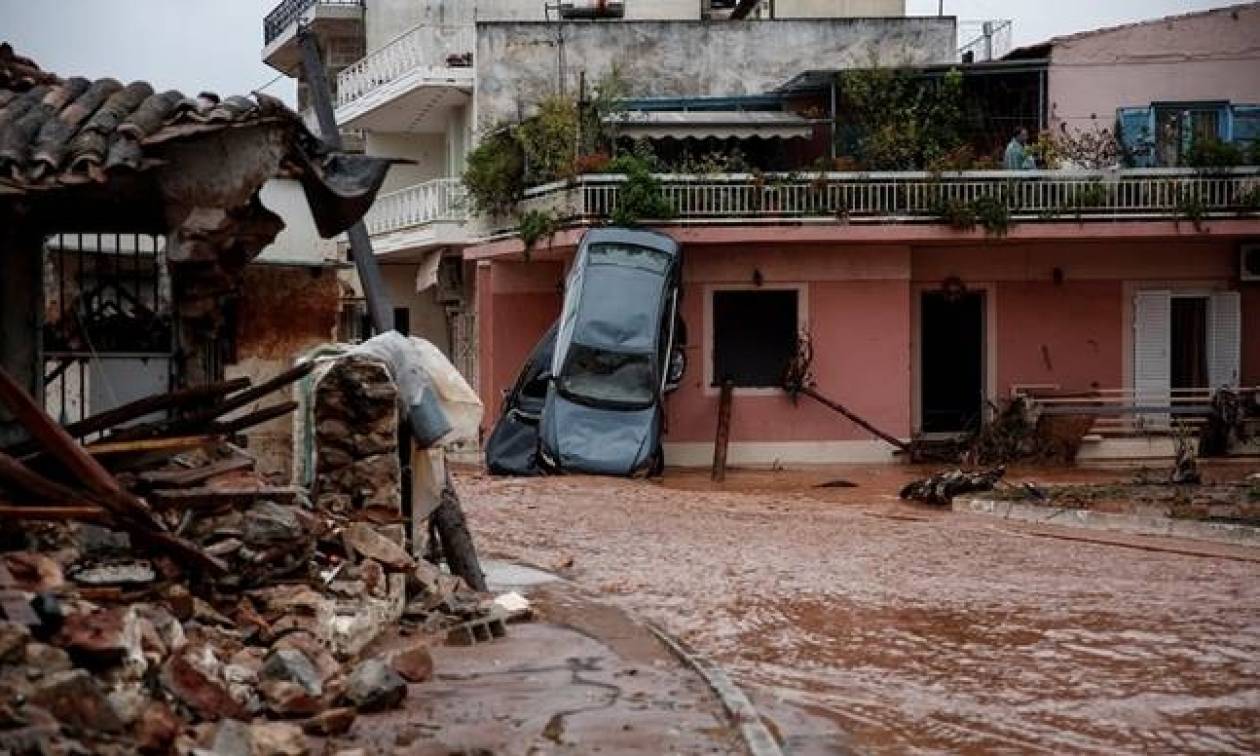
[
  {"xmin": 0, "ymin": 361, "xmax": 510, "ymax": 754},
  {"xmin": 899, "ymin": 467, "xmax": 1007, "ymax": 506}
]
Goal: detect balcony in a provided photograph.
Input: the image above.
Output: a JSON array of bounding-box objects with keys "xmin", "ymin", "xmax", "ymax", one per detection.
[
  {"xmin": 334, "ymin": 25, "xmax": 475, "ymax": 132},
  {"xmin": 262, "ymin": 0, "xmax": 364, "ymax": 75},
  {"xmin": 517, "ymin": 168, "xmax": 1260, "ymax": 228},
  {"xmin": 361, "ymin": 178, "xmax": 469, "ymax": 258}
]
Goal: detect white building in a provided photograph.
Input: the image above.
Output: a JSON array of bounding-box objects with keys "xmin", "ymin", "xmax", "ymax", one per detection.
[{"xmin": 258, "ymin": 0, "xmax": 940, "ymax": 389}]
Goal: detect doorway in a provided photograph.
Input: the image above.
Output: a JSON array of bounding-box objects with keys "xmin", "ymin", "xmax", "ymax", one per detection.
[{"xmin": 920, "ymin": 290, "xmax": 985, "ymax": 434}]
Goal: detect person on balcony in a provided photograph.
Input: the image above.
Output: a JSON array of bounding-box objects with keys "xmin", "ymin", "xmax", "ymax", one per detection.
[{"xmin": 1004, "ymin": 127, "xmax": 1036, "ymax": 170}]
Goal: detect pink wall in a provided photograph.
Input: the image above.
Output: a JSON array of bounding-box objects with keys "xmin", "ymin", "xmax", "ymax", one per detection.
[
  {"xmin": 664, "ymin": 244, "xmax": 912, "ymax": 443},
  {"xmin": 994, "ymin": 280, "xmax": 1124, "ymax": 395},
  {"xmin": 472, "ymin": 231, "xmax": 1257, "ymax": 452},
  {"xmin": 476, "ymin": 260, "xmax": 563, "ymax": 429},
  {"xmin": 1046, "ymin": 4, "xmax": 1260, "ymax": 135}
]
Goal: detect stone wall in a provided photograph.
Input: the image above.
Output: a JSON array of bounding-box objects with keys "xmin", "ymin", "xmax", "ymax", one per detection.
[{"xmin": 474, "ymin": 17, "xmax": 955, "ymax": 126}]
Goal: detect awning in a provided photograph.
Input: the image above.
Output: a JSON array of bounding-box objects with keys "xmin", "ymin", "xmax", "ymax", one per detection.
[{"xmin": 605, "ymin": 110, "xmax": 814, "ymax": 140}]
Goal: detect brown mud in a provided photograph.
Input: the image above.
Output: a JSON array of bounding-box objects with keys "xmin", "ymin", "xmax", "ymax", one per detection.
[{"xmin": 460, "ymin": 462, "xmax": 1260, "ymax": 755}]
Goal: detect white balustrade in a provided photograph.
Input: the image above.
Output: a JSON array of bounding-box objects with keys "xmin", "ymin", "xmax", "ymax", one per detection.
[
  {"xmin": 520, "ymin": 168, "xmax": 1260, "ymax": 223},
  {"xmin": 364, "ymin": 178, "xmax": 467, "ymax": 236},
  {"xmin": 336, "ymin": 24, "xmax": 475, "ymax": 109}
]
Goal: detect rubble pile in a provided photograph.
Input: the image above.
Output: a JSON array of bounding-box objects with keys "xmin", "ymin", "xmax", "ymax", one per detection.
[
  {"xmin": 0, "ymin": 366, "xmax": 508, "ymax": 755},
  {"xmin": 311, "ymin": 357, "xmax": 401, "ymax": 516}
]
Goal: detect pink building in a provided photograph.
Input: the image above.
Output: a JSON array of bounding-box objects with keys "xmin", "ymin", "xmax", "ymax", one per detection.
[
  {"xmin": 469, "ymin": 176, "xmax": 1260, "ymax": 465},
  {"xmin": 1007, "ymin": 2, "xmax": 1260, "ymax": 167},
  {"xmin": 463, "ymin": 5, "xmax": 1260, "ymax": 467}
]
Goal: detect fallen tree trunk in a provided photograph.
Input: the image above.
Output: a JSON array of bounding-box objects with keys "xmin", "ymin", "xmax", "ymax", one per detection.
[{"xmin": 791, "ymin": 385, "xmax": 910, "ymax": 453}]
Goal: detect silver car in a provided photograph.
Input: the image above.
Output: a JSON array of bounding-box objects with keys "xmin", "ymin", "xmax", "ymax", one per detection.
[{"xmin": 539, "ymin": 228, "xmax": 684, "ymax": 476}]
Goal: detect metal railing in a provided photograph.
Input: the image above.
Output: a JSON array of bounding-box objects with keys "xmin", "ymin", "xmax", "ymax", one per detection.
[
  {"xmin": 520, "ymin": 168, "xmax": 1260, "ymax": 224},
  {"xmin": 335, "ymin": 24, "xmax": 475, "ymax": 109},
  {"xmin": 263, "ymin": 0, "xmax": 363, "ymax": 44},
  {"xmin": 363, "ymin": 178, "xmax": 467, "ymax": 236}
]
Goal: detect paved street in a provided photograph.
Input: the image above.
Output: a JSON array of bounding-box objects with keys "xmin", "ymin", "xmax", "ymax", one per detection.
[{"xmin": 460, "ymin": 465, "xmax": 1260, "ymax": 755}]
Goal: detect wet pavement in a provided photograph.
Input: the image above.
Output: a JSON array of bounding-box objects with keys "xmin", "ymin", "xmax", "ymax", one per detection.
[{"xmin": 459, "ymin": 464, "xmax": 1260, "ymax": 754}]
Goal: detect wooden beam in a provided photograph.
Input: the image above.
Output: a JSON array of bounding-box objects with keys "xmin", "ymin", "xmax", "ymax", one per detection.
[
  {"xmin": 0, "ymin": 366, "xmax": 226, "ymax": 574},
  {"xmin": 796, "ymin": 385, "xmax": 910, "ymax": 453},
  {"xmin": 209, "ymin": 401, "xmax": 298, "ymax": 436},
  {"xmin": 711, "ymin": 381, "xmax": 734, "ymax": 482},
  {"xmin": 0, "ymin": 504, "xmax": 110, "ymax": 523},
  {"xmin": 138, "ymin": 456, "xmax": 253, "ymax": 489},
  {"xmin": 1, "ymin": 377, "xmax": 250, "ymax": 457},
  {"xmin": 84, "ymin": 435, "xmax": 222, "ymax": 456}
]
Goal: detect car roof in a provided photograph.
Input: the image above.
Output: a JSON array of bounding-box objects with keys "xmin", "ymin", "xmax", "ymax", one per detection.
[{"xmin": 579, "ymin": 227, "xmax": 680, "ymax": 256}]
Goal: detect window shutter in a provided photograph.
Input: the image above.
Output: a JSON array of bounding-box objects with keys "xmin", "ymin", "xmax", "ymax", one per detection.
[
  {"xmin": 1231, "ymin": 105, "xmax": 1260, "ymax": 151},
  {"xmin": 1117, "ymin": 107, "xmax": 1154, "ymax": 167},
  {"xmin": 1208, "ymin": 291, "xmax": 1241, "ymax": 388},
  {"xmin": 1133, "ymin": 290, "xmax": 1171, "ymax": 427}
]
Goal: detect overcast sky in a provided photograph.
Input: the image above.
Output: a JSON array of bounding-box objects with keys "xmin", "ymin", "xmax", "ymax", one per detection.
[{"xmin": 0, "ymin": 0, "xmax": 1243, "ymax": 107}]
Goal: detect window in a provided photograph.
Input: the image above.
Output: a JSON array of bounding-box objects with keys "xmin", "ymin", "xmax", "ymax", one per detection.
[
  {"xmin": 712, "ymin": 289, "xmax": 799, "ymax": 388},
  {"xmin": 558, "ymin": 345, "xmax": 654, "ymax": 407}
]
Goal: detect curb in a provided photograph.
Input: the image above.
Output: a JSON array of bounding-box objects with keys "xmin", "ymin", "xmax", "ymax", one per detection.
[
  {"xmin": 955, "ymin": 497, "xmax": 1260, "ymax": 548},
  {"xmin": 647, "ymin": 623, "xmax": 784, "ymax": 756}
]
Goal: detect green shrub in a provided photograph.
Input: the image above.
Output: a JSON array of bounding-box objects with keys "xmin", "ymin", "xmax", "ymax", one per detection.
[
  {"xmin": 607, "ymin": 153, "xmax": 673, "ymax": 226},
  {"xmin": 1185, "ymin": 136, "xmax": 1244, "ymax": 169},
  {"xmin": 518, "ymin": 209, "xmax": 561, "ymax": 252},
  {"xmin": 462, "ymin": 130, "xmax": 525, "ymax": 216}
]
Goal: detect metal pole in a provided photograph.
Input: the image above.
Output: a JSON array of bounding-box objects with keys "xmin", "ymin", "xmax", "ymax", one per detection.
[{"xmin": 298, "ymin": 27, "xmax": 393, "ymax": 336}]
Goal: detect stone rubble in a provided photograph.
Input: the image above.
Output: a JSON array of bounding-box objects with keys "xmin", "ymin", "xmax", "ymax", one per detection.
[{"xmin": 0, "ymin": 439, "xmax": 516, "ymax": 754}]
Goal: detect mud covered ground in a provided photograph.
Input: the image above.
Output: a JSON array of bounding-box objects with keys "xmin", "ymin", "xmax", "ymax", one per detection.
[{"xmin": 459, "ymin": 463, "xmax": 1260, "ymax": 755}]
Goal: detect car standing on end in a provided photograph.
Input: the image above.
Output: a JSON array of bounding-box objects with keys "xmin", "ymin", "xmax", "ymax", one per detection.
[{"xmin": 538, "ymin": 227, "xmax": 685, "ymax": 476}]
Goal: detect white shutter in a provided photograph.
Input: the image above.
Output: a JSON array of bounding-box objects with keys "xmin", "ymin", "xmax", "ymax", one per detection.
[
  {"xmin": 1133, "ymin": 290, "xmax": 1171, "ymax": 428},
  {"xmin": 1208, "ymin": 291, "xmax": 1241, "ymax": 388}
]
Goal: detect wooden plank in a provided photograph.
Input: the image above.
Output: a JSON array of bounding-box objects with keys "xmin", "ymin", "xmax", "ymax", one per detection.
[
  {"xmin": 797, "ymin": 385, "xmax": 910, "ymax": 453},
  {"xmin": 110, "ymin": 362, "xmax": 313, "ymax": 442},
  {"xmin": 84, "ymin": 435, "xmax": 222, "ymax": 456},
  {"xmin": 209, "ymin": 401, "xmax": 298, "ymax": 436},
  {"xmin": 712, "ymin": 381, "xmax": 733, "ymax": 483},
  {"xmin": 0, "ymin": 504, "xmax": 110, "ymax": 522},
  {"xmin": 138, "ymin": 456, "xmax": 253, "ymax": 488},
  {"xmin": 1, "ymin": 377, "xmax": 250, "ymax": 456},
  {"xmin": 0, "ymin": 367, "xmax": 226, "ymax": 575}
]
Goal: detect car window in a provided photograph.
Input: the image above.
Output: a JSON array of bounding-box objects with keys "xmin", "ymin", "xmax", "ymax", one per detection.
[
  {"xmin": 588, "ymin": 243, "xmax": 672, "ymax": 274},
  {"xmin": 559, "ymin": 345, "xmax": 654, "ymax": 407}
]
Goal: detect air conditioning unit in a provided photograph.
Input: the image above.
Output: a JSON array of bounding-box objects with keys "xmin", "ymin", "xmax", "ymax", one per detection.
[{"xmin": 1242, "ymin": 243, "xmax": 1260, "ymax": 282}]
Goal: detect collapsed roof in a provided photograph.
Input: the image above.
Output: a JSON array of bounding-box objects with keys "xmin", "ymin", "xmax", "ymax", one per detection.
[{"xmin": 0, "ymin": 42, "xmax": 391, "ymax": 239}]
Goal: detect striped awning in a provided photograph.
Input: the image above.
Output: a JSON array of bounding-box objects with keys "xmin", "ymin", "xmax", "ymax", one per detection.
[{"xmin": 605, "ymin": 110, "xmax": 814, "ymax": 140}]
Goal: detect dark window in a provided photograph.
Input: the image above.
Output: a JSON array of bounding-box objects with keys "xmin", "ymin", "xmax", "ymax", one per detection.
[
  {"xmin": 393, "ymin": 307, "xmax": 410, "ymax": 337},
  {"xmin": 1170, "ymin": 296, "xmax": 1208, "ymax": 389},
  {"xmin": 921, "ymin": 291, "xmax": 985, "ymax": 434},
  {"xmin": 712, "ymin": 290, "xmax": 798, "ymax": 388}
]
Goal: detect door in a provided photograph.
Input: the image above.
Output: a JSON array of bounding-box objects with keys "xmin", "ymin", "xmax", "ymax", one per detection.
[{"xmin": 921, "ymin": 290, "xmax": 985, "ymax": 434}]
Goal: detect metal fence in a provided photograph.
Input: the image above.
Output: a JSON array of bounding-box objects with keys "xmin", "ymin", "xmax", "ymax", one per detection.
[
  {"xmin": 42, "ymin": 233, "xmax": 174, "ymax": 434},
  {"xmin": 264, "ymin": 0, "xmax": 363, "ymax": 44},
  {"xmin": 520, "ymin": 168, "xmax": 1260, "ymax": 224}
]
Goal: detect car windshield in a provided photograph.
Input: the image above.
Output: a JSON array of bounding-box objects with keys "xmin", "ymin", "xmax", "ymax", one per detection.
[
  {"xmin": 588, "ymin": 243, "xmax": 672, "ymax": 274},
  {"xmin": 558, "ymin": 344, "xmax": 654, "ymax": 407}
]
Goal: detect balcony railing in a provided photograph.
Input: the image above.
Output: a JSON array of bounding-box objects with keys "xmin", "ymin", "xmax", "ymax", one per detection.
[
  {"xmin": 364, "ymin": 178, "xmax": 467, "ymax": 236},
  {"xmin": 335, "ymin": 24, "xmax": 475, "ymax": 109},
  {"xmin": 519, "ymin": 168, "xmax": 1260, "ymax": 225},
  {"xmin": 264, "ymin": 0, "xmax": 363, "ymax": 44}
]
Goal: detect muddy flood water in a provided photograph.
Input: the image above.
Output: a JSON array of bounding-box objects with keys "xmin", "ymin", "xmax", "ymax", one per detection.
[{"xmin": 459, "ymin": 464, "xmax": 1260, "ymax": 754}]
